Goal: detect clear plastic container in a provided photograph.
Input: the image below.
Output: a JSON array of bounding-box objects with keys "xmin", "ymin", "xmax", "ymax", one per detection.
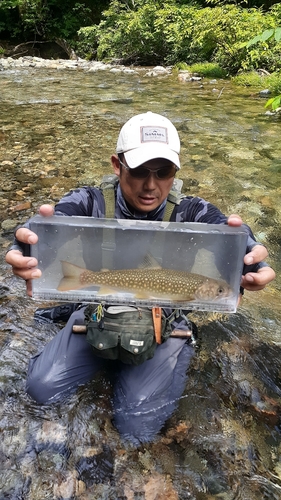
[{"xmin": 30, "ymin": 215, "xmax": 248, "ymax": 312}]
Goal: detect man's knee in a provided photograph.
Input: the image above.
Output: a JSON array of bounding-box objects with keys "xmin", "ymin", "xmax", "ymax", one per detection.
[{"xmin": 26, "ymin": 354, "xmax": 59, "ymax": 403}]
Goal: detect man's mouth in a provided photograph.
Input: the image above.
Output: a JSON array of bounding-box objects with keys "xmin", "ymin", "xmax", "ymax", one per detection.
[{"xmin": 139, "ymin": 196, "xmax": 156, "ymax": 205}]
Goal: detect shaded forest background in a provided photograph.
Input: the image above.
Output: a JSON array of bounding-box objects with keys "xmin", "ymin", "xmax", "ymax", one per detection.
[{"xmin": 0, "ymin": 0, "xmax": 281, "ymax": 77}]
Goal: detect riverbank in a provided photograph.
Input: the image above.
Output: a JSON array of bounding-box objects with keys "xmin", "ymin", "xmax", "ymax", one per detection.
[
  {"xmin": 0, "ymin": 55, "xmax": 175, "ymax": 77},
  {"xmin": 1, "ymin": 54, "xmax": 275, "ymax": 101}
]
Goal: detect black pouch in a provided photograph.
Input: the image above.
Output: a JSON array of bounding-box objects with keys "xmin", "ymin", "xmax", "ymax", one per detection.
[{"xmin": 84, "ymin": 305, "xmax": 171, "ymax": 366}]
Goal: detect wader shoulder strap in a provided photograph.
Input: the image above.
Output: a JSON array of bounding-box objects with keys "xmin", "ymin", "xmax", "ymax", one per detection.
[
  {"xmin": 99, "ymin": 175, "xmax": 185, "ymax": 268},
  {"xmin": 164, "ymin": 178, "xmax": 185, "ymax": 221},
  {"xmin": 100, "ymin": 174, "xmax": 119, "ymax": 219},
  {"xmin": 99, "ymin": 175, "xmax": 119, "ymax": 268}
]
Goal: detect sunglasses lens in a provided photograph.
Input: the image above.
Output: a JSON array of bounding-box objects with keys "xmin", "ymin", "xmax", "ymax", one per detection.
[
  {"xmin": 130, "ymin": 167, "xmax": 149, "ymax": 179},
  {"xmin": 157, "ymin": 166, "xmax": 176, "ymax": 179},
  {"xmin": 130, "ymin": 165, "xmax": 176, "ymax": 179}
]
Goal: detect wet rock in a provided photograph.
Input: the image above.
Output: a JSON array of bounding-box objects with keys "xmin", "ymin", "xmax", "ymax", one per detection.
[
  {"xmin": 1, "ymin": 160, "xmax": 14, "ymax": 166},
  {"xmin": 260, "ymin": 89, "xmax": 271, "ymax": 96},
  {"xmin": 123, "ymin": 69, "xmax": 137, "ymax": 74},
  {"xmin": 0, "ymin": 471, "xmax": 31, "ymax": 500},
  {"xmin": 53, "ymin": 471, "xmax": 86, "ymax": 498},
  {"xmin": 2, "ymin": 182, "xmax": 16, "ymax": 191},
  {"xmin": 145, "ymin": 66, "xmax": 171, "ymax": 77},
  {"xmin": 9, "ymin": 201, "xmax": 32, "ymax": 213},
  {"xmin": 178, "ymin": 71, "xmax": 191, "ymax": 82},
  {"xmin": 76, "ymin": 445, "xmax": 114, "ymax": 486},
  {"xmin": 1, "ymin": 219, "xmax": 19, "ymax": 231},
  {"xmin": 36, "ymin": 420, "xmax": 68, "ymax": 444},
  {"xmin": 0, "ymin": 283, "xmax": 10, "ymax": 298},
  {"xmin": 143, "ymin": 473, "xmax": 178, "ymax": 500}
]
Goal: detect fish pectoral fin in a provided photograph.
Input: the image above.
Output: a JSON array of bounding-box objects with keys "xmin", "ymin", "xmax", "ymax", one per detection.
[
  {"xmin": 98, "ymin": 286, "xmax": 120, "ymax": 295},
  {"xmin": 133, "ymin": 290, "xmax": 154, "ymax": 299},
  {"xmin": 57, "ymin": 277, "xmax": 85, "ymax": 292}
]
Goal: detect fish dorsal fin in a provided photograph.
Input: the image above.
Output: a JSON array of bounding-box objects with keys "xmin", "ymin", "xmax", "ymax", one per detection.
[{"xmin": 139, "ymin": 252, "xmax": 162, "ymax": 270}]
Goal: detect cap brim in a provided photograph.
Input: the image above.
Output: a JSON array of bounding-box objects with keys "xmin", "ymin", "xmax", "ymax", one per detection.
[{"xmin": 124, "ymin": 144, "xmax": 180, "ymax": 169}]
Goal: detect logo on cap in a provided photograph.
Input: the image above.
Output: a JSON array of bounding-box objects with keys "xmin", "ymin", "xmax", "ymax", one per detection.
[{"xmin": 141, "ymin": 126, "xmax": 168, "ymax": 144}]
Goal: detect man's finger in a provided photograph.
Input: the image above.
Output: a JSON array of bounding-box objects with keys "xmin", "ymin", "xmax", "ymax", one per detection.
[
  {"xmin": 13, "ymin": 267, "xmax": 41, "ymax": 279},
  {"xmin": 244, "ymin": 245, "xmax": 269, "ymax": 265},
  {"xmin": 242, "ymin": 267, "xmax": 276, "ymax": 291},
  {"xmin": 25, "ymin": 279, "xmax": 33, "ymax": 297},
  {"xmin": 5, "ymin": 250, "xmax": 37, "ymax": 268},
  {"xmin": 14, "ymin": 227, "xmax": 38, "ymax": 245},
  {"xmin": 227, "ymin": 214, "xmax": 243, "ymax": 226},
  {"xmin": 39, "ymin": 204, "xmax": 55, "ymax": 217}
]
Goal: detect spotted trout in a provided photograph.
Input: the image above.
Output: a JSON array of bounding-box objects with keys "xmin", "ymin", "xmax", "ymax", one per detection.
[{"xmin": 58, "ymin": 261, "xmax": 232, "ymax": 302}]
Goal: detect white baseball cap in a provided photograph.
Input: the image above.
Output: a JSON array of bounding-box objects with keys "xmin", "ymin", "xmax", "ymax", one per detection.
[{"xmin": 116, "ymin": 111, "xmax": 181, "ymax": 169}]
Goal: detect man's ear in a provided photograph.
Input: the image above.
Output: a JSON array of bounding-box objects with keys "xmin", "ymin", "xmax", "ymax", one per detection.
[{"xmin": 111, "ymin": 155, "xmax": 120, "ymax": 176}]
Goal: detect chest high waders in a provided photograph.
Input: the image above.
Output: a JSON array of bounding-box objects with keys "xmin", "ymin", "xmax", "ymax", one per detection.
[
  {"xmin": 34, "ymin": 177, "xmax": 197, "ymax": 363},
  {"xmin": 78, "ymin": 176, "xmax": 197, "ymax": 365}
]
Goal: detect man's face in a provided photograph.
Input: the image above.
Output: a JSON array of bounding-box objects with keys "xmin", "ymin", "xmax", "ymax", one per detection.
[{"xmin": 112, "ymin": 155, "xmax": 176, "ymax": 213}]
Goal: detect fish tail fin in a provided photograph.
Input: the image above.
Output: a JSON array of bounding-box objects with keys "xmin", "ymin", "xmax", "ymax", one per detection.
[{"xmin": 57, "ymin": 261, "xmax": 85, "ymax": 292}]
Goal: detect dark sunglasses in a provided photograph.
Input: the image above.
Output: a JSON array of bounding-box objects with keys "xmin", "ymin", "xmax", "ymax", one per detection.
[{"xmin": 119, "ymin": 159, "xmax": 177, "ymax": 180}]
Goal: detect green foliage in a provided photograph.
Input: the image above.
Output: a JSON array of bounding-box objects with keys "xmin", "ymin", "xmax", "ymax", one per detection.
[
  {"xmin": 174, "ymin": 62, "xmax": 190, "ymax": 70},
  {"xmin": 76, "ymin": 0, "xmax": 281, "ymax": 73},
  {"xmin": 232, "ymin": 71, "xmax": 266, "ymax": 87},
  {"xmin": 247, "ymin": 27, "xmax": 281, "ymax": 46},
  {"xmin": 245, "ymin": 12, "xmax": 281, "ymax": 112},
  {"xmin": 267, "ymin": 72, "xmax": 281, "ymax": 94},
  {"xmin": 0, "ymin": 0, "xmax": 109, "ymax": 40},
  {"xmin": 265, "ymin": 95, "xmax": 281, "ymax": 110},
  {"xmin": 76, "ymin": 25, "xmax": 98, "ymax": 58},
  {"xmin": 233, "ymin": 70, "xmax": 281, "ymax": 89},
  {"xmin": 1, "ymin": 0, "xmax": 281, "ymax": 87},
  {"xmin": 232, "ymin": 70, "xmax": 281, "ymax": 111},
  {"xmin": 175, "ymin": 62, "xmax": 228, "ymax": 78}
]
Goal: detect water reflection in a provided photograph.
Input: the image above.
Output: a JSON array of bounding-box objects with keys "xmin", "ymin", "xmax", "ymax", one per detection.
[{"xmin": 0, "ymin": 66, "xmax": 280, "ymax": 499}]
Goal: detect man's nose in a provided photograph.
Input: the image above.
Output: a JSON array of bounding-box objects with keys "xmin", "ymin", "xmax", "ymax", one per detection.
[{"xmin": 143, "ymin": 172, "xmax": 157, "ymax": 188}]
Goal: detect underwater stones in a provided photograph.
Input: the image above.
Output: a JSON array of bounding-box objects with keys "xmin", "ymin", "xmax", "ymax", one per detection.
[
  {"xmin": 76, "ymin": 445, "xmax": 114, "ymax": 486},
  {"xmin": 53, "ymin": 471, "xmax": 86, "ymax": 498},
  {"xmin": 178, "ymin": 71, "xmax": 191, "ymax": 82},
  {"xmin": 1, "ymin": 218, "xmax": 19, "ymax": 231},
  {"xmin": 145, "ymin": 66, "xmax": 171, "ymax": 77},
  {"xmin": 9, "ymin": 201, "xmax": 32, "ymax": 212},
  {"xmin": 36, "ymin": 420, "xmax": 68, "ymax": 445}
]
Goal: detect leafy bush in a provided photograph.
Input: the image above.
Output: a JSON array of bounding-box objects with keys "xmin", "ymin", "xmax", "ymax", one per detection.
[
  {"xmin": 76, "ymin": 0, "xmax": 281, "ymax": 74},
  {"xmin": 0, "ymin": 0, "xmax": 108, "ymax": 40},
  {"xmin": 265, "ymin": 94, "xmax": 281, "ymax": 110},
  {"xmin": 232, "ymin": 71, "xmax": 267, "ymax": 87},
  {"xmin": 77, "ymin": 25, "xmax": 98, "ymax": 59},
  {"xmin": 245, "ymin": 16, "xmax": 281, "ymax": 111},
  {"xmin": 174, "ymin": 61, "xmax": 227, "ymax": 78}
]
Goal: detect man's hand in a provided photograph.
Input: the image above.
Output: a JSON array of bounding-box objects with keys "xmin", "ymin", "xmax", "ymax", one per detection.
[
  {"xmin": 227, "ymin": 213, "xmax": 276, "ymax": 292},
  {"xmin": 241, "ymin": 246, "xmax": 276, "ymax": 291},
  {"xmin": 5, "ymin": 204, "xmax": 54, "ymax": 296}
]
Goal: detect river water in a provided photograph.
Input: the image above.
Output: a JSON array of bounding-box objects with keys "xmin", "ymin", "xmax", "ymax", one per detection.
[{"xmin": 0, "ymin": 65, "xmax": 281, "ymax": 499}]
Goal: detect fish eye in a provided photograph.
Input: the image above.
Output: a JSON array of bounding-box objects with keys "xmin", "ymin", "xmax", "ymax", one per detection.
[{"xmin": 218, "ymin": 286, "xmax": 224, "ymax": 294}]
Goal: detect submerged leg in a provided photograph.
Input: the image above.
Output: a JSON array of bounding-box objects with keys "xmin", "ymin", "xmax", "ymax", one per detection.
[
  {"xmin": 112, "ymin": 337, "xmax": 195, "ymax": 445},
  {"xmin": 26, "ymin": 308, "xmax": 105, "ymax": 403}
]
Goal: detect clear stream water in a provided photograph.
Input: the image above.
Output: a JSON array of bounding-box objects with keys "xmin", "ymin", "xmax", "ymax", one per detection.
[{"xmin": 0, "ymin": 66, "xmax": 281, "ymax": 499}]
